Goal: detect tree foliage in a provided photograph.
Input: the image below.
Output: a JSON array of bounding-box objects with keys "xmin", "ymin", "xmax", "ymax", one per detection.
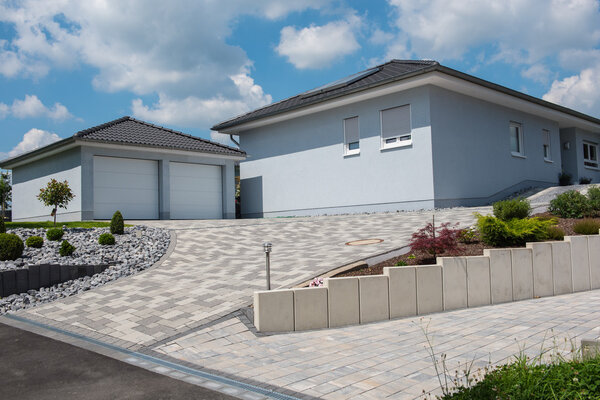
[
  {"xmin": 0, "ymin": 171, "xmax": 11, "ymax": 221},
  {"xmin": 409, "ymin": 219, "xmax": 462, "ymax": 259},
  {"xmin": 37, "ymin": 179, "xmax": 75, "ymax": 227}
]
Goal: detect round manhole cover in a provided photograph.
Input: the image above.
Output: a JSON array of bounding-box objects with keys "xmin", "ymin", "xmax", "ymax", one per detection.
[{"xmin": 345, "ymin": 238, "xmax": 384, "ymax": 246}]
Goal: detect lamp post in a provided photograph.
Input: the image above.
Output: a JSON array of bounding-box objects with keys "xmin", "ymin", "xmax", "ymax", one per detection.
[{"xmin": 263, "ymin": 242, "xmax": 272, "ymax": 290}]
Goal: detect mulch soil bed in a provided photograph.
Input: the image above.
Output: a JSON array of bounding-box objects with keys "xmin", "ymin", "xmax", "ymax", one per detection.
[{"xmin": 335, "ymin": 213, "xmax": 587, "ymax": 278}]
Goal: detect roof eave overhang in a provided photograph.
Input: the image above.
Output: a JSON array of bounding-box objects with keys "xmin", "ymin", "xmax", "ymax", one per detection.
[
  {"xmin": 215, "ymin": 67, "xmax": 600, "ymax": 134},
  {"xmin": 0, "ymin": 137, "xmax": 78, "ymax": 169}
]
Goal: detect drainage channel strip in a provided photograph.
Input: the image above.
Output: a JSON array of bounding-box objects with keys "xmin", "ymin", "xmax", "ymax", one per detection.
[{"xmin": 5, "ymin": 314, "xmax": 300, "ymax": 400}]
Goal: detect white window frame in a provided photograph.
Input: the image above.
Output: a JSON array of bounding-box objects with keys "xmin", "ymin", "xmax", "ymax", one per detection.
[
  {"xmin": 343, "ymin": 116, "xmax": 360, "ymax": 156},
  {"xmin": 380, "ymin": 104, "xmax": 412, "ymax": 150},
  {"xmin": 542, "ymin": 129, "xmax": 552, "ymax": 162},
  {"xmin": 510, "ymin": 122, "xmax": 525, "ymax": 157},
  {"xmin": 583, "ymin": 141, "xmax": 599, "ymax": 169}
]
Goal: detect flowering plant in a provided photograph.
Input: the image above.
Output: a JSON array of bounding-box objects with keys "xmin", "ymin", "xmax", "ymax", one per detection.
[{"xmin": 309, "ymin": 277, "xmax": 324, "ymax": 287}]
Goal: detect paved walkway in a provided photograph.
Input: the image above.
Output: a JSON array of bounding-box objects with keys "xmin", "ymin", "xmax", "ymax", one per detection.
[{"xmin": 19, "ymin": 208, "xmax": 486, "ymax": 349}]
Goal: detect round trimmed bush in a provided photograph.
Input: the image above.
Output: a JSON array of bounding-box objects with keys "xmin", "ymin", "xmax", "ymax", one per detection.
[
  {"xmin": 98, "ymin": 232, "xmax": 115, "ymax": 246},
  {"xmin": 493, "ymin": 198, "xmax": 531, "ymax": 221},
  {"xmin": 46, "ymin": 228, "xmax": 64, "ymax": 241},
  {"xmin": 110, "ymin": 211, "xmax": 124, "ymax": 235},
  {"xmin": 549, "ymin": 190, "xmax": 590, "ymax": 219},
  {"xmin": 26, "ymin": 235, "xmax": 44, "ymax": 248},
  {"xmin": 0, "ymin": 233, "xmax": 24, "ymax": 261},
  {"xmin": 573, "ymin": 219, "xmax": 600, "ymax": 235},
  {"xmin": 59, "ymin": 240, "xmax": 76, "ymax": 257}
]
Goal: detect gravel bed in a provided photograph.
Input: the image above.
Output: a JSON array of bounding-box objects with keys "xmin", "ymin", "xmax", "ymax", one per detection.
[{"xmin": 0, "ymin": 225, "xmax": 170, "ymax": 314}]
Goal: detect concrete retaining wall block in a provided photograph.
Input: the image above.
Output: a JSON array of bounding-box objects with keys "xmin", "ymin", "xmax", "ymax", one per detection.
[
  {"xmin": 466, "ymin": 256, "xmax": 491, "ymax": 307},
  {"xmin": 511, "ymin": 248, "xmax": 533, "ymax": 301},
  {"xmin": 439, "ymin": 257, "xmax": 467, "ymax": 311},
  {"xmin": 551, "ymin": 242, "xmax": 573, "ymax": 295},
  {"xmin": 254, "ymin": 289, "xmax": 294, "ymax": 333},
  {"xmin": 325, "ymin": 277, "xmax": 360, "ymax": 328},
  {"xmin": 483, "ymin": 249, "xmax": 513, "ymax": 304},
  {"xmin": 384, "ymin": 266, "xmax": 417, "ymax": 318},
  {"xmin": 526, "ymin": 242, "xmax": 554, "ymax": 298},
  {"xmin": 293, "ymin": 287, "xmax": 328, "ymax": 331},
  {"xmin": 565, "ymin": 236, "xmax": 591, "ymax": 292},
  {"xmin": 589, "ymin": 235, "xmax": 600, "ymax": 290},
  {"xmin": 358, "ymin": 275, "xmax": 390, "ymax": 324},
  {"xmin": 416, "ymin": 265, "xmax": 443, "ymax": 315}
]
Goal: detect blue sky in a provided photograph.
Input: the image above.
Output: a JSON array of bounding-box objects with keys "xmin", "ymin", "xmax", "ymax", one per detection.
[{"xmin": 1, "ymin": 0, "xmax": 600, "ymax": 160}]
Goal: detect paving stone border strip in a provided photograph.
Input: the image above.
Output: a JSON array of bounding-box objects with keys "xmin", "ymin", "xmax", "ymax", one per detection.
[
  {"xmin": 0, "ymin": 264, "xmax": 110, "ymax": 297},
  {"xmin": 254, "ymin": 234, "xmax": 600, "ymax": 333}
]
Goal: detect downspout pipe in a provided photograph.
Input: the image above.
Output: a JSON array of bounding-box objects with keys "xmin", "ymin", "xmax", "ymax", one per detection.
[{"xmin": 229, "ymin": 134, "xmax": 240, "ymax": 147}]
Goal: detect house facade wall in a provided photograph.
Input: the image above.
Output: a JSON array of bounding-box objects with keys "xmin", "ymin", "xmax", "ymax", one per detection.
[
  {"xmin": 11, "ymin": 147, "xmax": 83, "ymax": 222},
  {"xmin": 80, "ymin": 145, "xmax": 237, "ymax": 220},
  {"xmin": 429, "ymin": 86, "xmax": 562, "ymax": 207},
  {"xmin": 559, "ymin": 127, "xmax": 600, "ymax": 183},
  {"xmin": 239, "ymin": 86, "xmax": 435, "ymax": 217}
]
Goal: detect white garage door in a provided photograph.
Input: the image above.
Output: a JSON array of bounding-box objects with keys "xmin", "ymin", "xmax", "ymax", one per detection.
[
  {"xmin": 170, "ymin": 162, "xmax": 222, "ymax": 219},
  {"xmin": 93, "ymin": 156, "xmax": 159, "ymax": 220}
]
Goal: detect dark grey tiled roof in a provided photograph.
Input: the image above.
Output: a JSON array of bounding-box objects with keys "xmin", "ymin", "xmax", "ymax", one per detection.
[
  {"xmin": 75, "ymin": 116, "xmax": 244, "ymax": 156},
  {"xmin": 212, "ymin": 60, "xmax": 438, "ymax": 131}
]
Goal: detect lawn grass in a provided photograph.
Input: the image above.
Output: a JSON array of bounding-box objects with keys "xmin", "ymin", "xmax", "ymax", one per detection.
[{"xmin": 6, "ymin": 221, "xmax": 133, "ymax": 229}]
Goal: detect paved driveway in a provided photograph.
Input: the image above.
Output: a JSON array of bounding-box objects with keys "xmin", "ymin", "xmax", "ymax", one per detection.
[{"xmin": 19, "ymin": 208, "xmax": 487, "ymax": 349}]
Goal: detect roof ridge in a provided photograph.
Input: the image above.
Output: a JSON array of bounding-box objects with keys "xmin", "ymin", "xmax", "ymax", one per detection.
[
  {"xmin": 74, "ymin": 116, "xmax": 131, "ymax": 137},
  {"xmin": 126, "ymin": 117, "xmax": 244, "ymax": 153}
]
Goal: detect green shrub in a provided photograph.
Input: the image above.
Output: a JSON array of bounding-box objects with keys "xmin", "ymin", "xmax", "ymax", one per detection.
[
  {"xmin": 580, "ymin": 176, "xmax": 592, "ymax": 184},
  {"xmin": 457, "ymin": 227, "xmax": 479, "ymax": 244},
  {"xmin": 476, "ymin": 215, "xmax": 556, "ymax": 247},
  {"xmin": 0, "ymin": 233, "xmax": 24, "ymax": 261},
  {"xmin": 441, "ymin": 354, "xmax": 600, "ymax": 400},
  {"xmin": 98, "ymin": 232, "xmax": 115, "ymax": 245},
  {"xmin": 46, "ymin": 228, "xmax": 64, "ymax": 241},
  {"xmin": 395, "ymin": 260, "xmax": 408, "ymax": 266},
  {"xmin": 558, "ymin": 171, "xmax": 572, "ymax": 186},
  {"xmin": 546, "ymin": 226, "xmax": 565, "ymax": 241},
  {"xmin": 59, "ymin": 240, "xmax": 76, "ymax": 257},
  {"xmin": 25, "ymin": 235, "xmax": 44, "ymax": 248},
  {"xmin": 110, "ymin": 211, "xmax": 124, "ymax": 235},
  {"xmin": 573, "ymin": 219, "xmax": 600, "ymax": 235},
  {"xmin": 549, "ymin": 190, "xmax": 590, "ymax": 218},
  {"xmin": 587, "ymin": 187, "xmax": 600, "ymax": 215},
  {"xmin": 493, "ymin": 198, "xmax": 531, "ymax": 221}
]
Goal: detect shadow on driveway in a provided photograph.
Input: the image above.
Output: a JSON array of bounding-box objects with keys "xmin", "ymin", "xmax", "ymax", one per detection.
[{"xmin": 0, "ymin": 323, "xmax": 236, "ymax": 400}]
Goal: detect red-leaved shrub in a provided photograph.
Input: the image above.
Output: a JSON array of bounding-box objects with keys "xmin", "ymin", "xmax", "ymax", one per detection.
[{"xmin": 409, "ymin": 221, "xmax": 462, "ymax": 259}]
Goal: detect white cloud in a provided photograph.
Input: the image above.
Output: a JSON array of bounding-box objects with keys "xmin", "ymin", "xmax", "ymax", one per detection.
[
  {"xmin": 8, "ymin": 128, "xmax": 61, "ymax": 158},
  {"xmin": 521, "ymin": 64, "xmax": 554, "ymax": 85},
  {"xmin": 210, "ymin": 131, "xmax": 237, "ymax": 146},
  {"xmin": 386, "ymin": 0, "xmax": 600, "ymax": 64},
  {"xmin": 276, "ymin": 15, "xmax": 362, "ymax": 69},
  {"xmin": 543, "ymin": 63, "xmax": 600, "ymax": 115},
  {"xmin": 0, "ymin": 95, "xmax": 73, "ymax": 121},
  {"xmin": 0, "ymin": 1, "xmax": 330, "ymax": 128}
]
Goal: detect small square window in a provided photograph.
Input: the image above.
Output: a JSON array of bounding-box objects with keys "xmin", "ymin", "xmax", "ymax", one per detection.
[
  {"xmin": 510, "ymin": 122, "xmax": 524, "ymax": 156},
  {"xmin": 583, "ymin": 141, "xmax": 599, "ymax": 169},
  {"xmin": 348, "ymin": 141, "xmax": 359, "ymax": 151},
  {"xmin": 381, "ymin": 105, "xmax": 411, "ymax": 149}
]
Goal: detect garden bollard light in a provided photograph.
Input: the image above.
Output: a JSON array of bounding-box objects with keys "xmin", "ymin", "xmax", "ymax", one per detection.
[{"xmin": 263, "ymin": 242, "xmax": 272, "ymax": 290}]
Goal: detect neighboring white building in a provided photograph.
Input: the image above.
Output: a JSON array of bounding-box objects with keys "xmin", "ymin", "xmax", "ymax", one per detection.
[
  {"xmin": 213, "ymin": 60, "xmax": 600, "ymax": 218},
  {"xmin": 0, "ymin": 117, "xmax": 245, "ymax": 221}
]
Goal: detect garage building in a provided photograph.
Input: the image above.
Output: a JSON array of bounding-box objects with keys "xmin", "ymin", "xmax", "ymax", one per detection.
[{"xmin": 0, "ymin": 117, "xmax": 245, "ymax": 221}]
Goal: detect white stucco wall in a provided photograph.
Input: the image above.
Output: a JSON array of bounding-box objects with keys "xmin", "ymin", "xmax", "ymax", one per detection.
[
  {"xmin": 12, "ymin": 148, "xmax": 83, "ymax": 222},
  {"xmin": 239, "ymin": 86, "xmax": 435, "ymax": 217},
  {"xmin": 559, "ymin": 127, "xmax": 600, "ymax": 183},
  {"xmin": 429, "ymin": 86, "xmax": 562, "ymax": 207}
]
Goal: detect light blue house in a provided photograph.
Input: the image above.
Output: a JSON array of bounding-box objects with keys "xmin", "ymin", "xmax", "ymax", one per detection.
[{"xmin": 213, "ymin": 60, "xmax": 600, "ymax": 218}]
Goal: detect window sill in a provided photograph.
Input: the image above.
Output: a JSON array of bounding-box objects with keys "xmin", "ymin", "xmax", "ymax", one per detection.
[
  {"xmin": 584, "ymin": 165, "xmax": 599, "ymax": 171},
  {"xmin": 344, "ymin": 150, "xmax": 360, "ymax": 157},
  {"xmin": 544, "ymin": 159, "xmax": 553, "ymax": 164},
  {"xmin": 511, "ymin": 152, "xmax": 526, "ymax": 159},
  {"xmin": 381, "ymin": 140, "xmax": 412, "ymax": 151}
]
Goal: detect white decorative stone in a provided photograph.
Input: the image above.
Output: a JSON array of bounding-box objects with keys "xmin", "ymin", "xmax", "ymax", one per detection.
[{"xmin": 384, "ymin": 266, "xmax": 417, "ymax": 319}]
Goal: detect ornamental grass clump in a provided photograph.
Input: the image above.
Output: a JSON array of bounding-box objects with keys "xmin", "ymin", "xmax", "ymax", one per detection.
[
  {"xmin": 110, "ymin": 211, "xmax": 124, "ymax": 235},
  {"xmin": 573, "ymin": 219, "xmax": 600, "ymax": 235},
  {"xmin": 0, "ymin": 233, "xmax": 24, "ymax": 261},
  {"xmin": 25, "ymin": 235, "xmax": 44, "ymax": 248}
]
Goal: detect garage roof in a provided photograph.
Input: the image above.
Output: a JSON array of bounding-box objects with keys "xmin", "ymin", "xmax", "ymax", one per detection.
[{"xmin": 1, "ymin": 116, "xmax": 245, "ymax": 168}]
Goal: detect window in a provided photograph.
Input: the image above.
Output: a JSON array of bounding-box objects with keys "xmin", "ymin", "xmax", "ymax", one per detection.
[
  {"xmin": 343, "ymin": 116, "xmax": 360, "ymax": 155},
  {"xmin": 381, "ymin": 105, "xmax": 411, "ymax": 149},
  {"xmin": 510, "ymin": 122, "xmax": 524, "ymax": 156},
  {"xmin": 542, "ymin": 129, "xmax": 551, "ymax": 161},
  {"xmin": 583, "ymin": 141, "xmax": 599, "ymax": 169}
]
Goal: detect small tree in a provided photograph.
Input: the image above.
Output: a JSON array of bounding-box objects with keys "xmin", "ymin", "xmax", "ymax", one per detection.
[
  {"xmin": 409, "ymin": 217, "xmax": 462, "ymax": 260},
  {"xmin": 37, "ymin": 179, "xmax": 75, "ymax": 227},
  {"xmin": 0, "ymin": 171, "xmax": 11, "ymax": 222}
]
